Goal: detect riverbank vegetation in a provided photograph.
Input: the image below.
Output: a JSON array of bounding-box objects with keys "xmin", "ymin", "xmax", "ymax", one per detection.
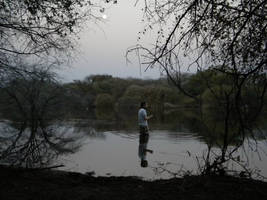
[
  {"xmin": 0, "ymin": 69, "xmax": 267, "ymax": 175},
  {"xmin": 1, "ymin": 71, "xmax": 266, "ymax": 122}
]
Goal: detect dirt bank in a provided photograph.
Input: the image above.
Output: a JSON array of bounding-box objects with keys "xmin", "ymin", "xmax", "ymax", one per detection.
[{"xmin": 0, "ymin": 166, "xmax": 266, "ymax": 200}]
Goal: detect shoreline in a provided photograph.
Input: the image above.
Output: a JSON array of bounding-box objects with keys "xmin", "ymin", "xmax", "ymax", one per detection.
[{"xmin": 1, "ymin": 165, "xmax": 267, "ymax": 200}]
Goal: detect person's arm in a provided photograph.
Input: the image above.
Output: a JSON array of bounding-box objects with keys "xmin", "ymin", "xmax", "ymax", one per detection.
[{"xmin": 145, "ymin": 114, "xmax": 153, "ymax": 120}]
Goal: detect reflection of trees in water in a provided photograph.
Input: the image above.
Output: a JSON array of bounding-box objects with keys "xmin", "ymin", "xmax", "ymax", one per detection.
[
  {"xmin": 0, "ymin": 121, "xmax": 84, "ymax": 168},
  {"xmin": 62, "ymin": 103, "xmax": 267, "ymax": 176},
  {"xmin": 177, "ymin": 109, "xmax": 267, "ymax": 145},
  {"xmin": 0, "ymin": 67, "xmax": 85, "ymax": 167},
  {"xmin": 71, "ymin": 120, "xmax": 106, "ymax": 139},
  {"xmin": 175, "ymin": 108, "xmax": 267, "ymax": 176}
]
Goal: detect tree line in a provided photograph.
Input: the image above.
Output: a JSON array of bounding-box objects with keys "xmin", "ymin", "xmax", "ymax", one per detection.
[{"xmin": 1, "ymin": 70, "xmax": 266, "ymax": 123}]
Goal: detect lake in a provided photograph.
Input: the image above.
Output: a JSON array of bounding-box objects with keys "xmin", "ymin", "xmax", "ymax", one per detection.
[
  {"xmin": 57, "ymin": 120, "xmax": 267, "ymax": 180},
  {"xmin": 1, "ymin": 108, "xmax": 267, "ymax": 180}
]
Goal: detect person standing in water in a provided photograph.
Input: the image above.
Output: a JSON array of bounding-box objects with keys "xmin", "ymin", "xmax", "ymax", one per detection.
[
  {"xmin": 138, "ymin": 102, "xmax": 153, "ymax": 135},
  {"xmin": 138, "ymin": 101, "xmax": 153, "ymax": 167}
]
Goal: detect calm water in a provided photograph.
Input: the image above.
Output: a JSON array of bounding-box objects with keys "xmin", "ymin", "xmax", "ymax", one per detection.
[
  {"xmin": 57, "ymin": 126, "xmax": 267, "ymax": 180},
  {"xmin": 1, "ymin": 112, "xmax": 267, "ymax": 180}
]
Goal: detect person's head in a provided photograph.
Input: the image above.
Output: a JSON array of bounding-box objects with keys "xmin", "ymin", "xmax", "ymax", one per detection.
[
  {"xmin": 140, "ymin": 101, "xmax": 147, "ymax": 109},
  {"xmin": 141, "ymin": 159, "xmax": 148, "ymax": 168}
]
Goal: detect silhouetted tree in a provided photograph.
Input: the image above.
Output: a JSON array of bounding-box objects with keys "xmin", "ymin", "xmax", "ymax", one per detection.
[
  {"xmin": 0, "ymin": 64, "xmax": 81, "ymax": 167},
  {"xmin": 130, "ymin": 0, "xmax": 267, "ymax": 175},
  {"xmin": 0, "ymin": 0, "xmax": 112, "ymax": 78}
]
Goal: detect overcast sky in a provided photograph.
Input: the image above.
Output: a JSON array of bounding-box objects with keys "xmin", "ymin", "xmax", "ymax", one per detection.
[{"xmin": 58, "ymin": 1, "xmax": 162, "ymax": 82}]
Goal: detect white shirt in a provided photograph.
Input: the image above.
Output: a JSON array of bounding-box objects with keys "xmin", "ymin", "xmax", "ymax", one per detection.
[{"xmin": 138, "ymin": 108, "xmax": 148, "ymax": 127}]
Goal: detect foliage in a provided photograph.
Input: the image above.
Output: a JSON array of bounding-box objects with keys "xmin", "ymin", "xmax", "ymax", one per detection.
[
  {"xmin": 0, "ymin": 0, "xmax": 115, "ymax": 83},
  {"xmin": 134, "ymin": 0, "xmax": 266, "ymax": 75},
  {"xmin": 94, "ymin": 93, "xmax": 115, "ymax": 120},
  {"xmin": 0, "ymin": 65, "xmax": 81, "ymax": 167},
  {"xmin": 130, "ymin": 0, "xmax": 267, "ymax": 122},
  {"xmin": 0, "ymin": 66, "xmax": 64, "ymax": 123},
  {"xmin": 95, "ymin": 93, "xmax": 115, "ymax": 109}
]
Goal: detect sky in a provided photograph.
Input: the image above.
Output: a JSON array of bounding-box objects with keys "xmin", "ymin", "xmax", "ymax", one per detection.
[{"xmin": 58, "ymin": 1, "xmax": 162, "ymax": 82}]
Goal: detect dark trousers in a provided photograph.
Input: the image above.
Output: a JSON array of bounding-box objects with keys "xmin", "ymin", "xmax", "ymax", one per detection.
[{"xmin": 139, "ymin": 126, "xmax": 148, "ymax": 135}]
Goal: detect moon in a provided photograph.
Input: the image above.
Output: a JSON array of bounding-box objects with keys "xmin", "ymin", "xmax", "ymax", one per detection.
[{"xmin": 102, "ymin": 14, "xmax": 108, "ymax": 19}]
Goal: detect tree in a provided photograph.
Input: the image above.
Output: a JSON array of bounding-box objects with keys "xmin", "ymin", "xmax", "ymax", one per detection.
[
  {"xmin": 95, "ymin": 93, "xmax": 115, "ymax": 109},
  {"xmin": 130, "ymin": 0, "xmax": 267, "ymax": 175},
  {"xmin": 130, "ymin": 0, "xmax": 266, "ymax": 97},
  {"xmin": 0, "ymin": 64, "xmax": 81, "ymax": 167},
  {"xmin": 95, "ymin": 93, "xmax": 115, "ymax": 120},
  {"xmin": 0, "ymin": 0, "xmax": 117, "ymax": 167},
  {"xmin": 0, "ymin": 0, "xmax": 111, "ymax": 76}
]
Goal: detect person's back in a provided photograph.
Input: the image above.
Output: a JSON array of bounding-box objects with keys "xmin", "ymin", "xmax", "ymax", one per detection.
[
  {"xmin": 138, "ymin": 107, "xmax": 148, "ymax": 127},
  {"xmin": 138, "ymin": 102, "xmax": 153, "ymax": 135}
]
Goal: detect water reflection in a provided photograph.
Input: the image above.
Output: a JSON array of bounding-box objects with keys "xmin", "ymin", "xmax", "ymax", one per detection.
[
  {"xmin": 138, "ymin": 133, "xmax": 153, "ymax": 168},
  {"xmin": 71, "ymin": 121, "xmax": 106, "ymax": 139},
  {"xmin": 0, "ymin": 107, "xmax": 266, "ymax": 179},
  {"xmin": 0, "ymin": 121, "xmax": 84, "ymax": 168},
  {"xmin": 88, "ymin": 107, "xmax": 267, "ymax": 178}
]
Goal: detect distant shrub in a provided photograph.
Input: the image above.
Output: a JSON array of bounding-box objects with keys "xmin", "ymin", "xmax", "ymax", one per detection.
[{"xmin": 95, "ymin": 93, "xmax": 115, "ymax": 110}]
